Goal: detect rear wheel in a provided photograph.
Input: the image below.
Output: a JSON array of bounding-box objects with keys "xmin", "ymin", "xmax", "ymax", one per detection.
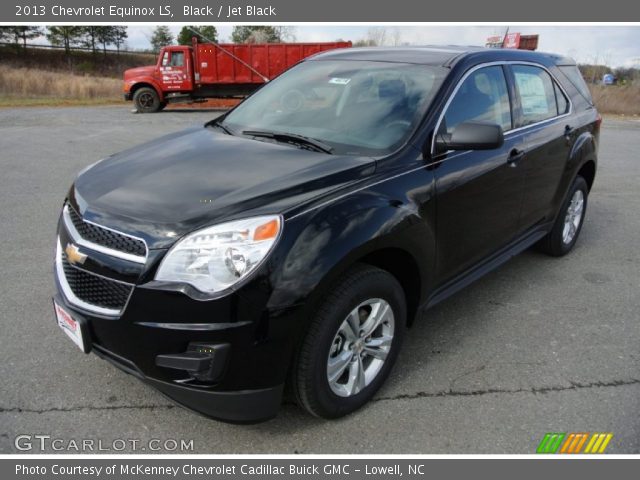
[
  {"xmin": 537, "ymin": 175, "xmax": 589, "ymax": 256},
  {"xmin": 133, "ymin": 87, "xmax": 162, "ymax": 113},
  {"xmin": 292, "ymin": 265, "xmax": 406, "ymax": 418}
]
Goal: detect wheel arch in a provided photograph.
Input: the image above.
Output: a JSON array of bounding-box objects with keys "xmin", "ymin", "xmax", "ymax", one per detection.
[
  {"xmin": 550, "ymin": 131, "xmax": 597, "ymax": 217},
  {"xmin": 358, "ymin": 248, "xmax": 423, "ymax": 327},
  {"xmin": 130, "ymin": 81, "xmax": 164, "ymax": 101},
  {"xmin": 568, "ymin": 130, "xmax": 597, "ymax": 183},
  {"xmin": 300, "ymin": 243, "xmax": 427, "ymax": 329},
  {"xmin": 272, "ymin": 198, "xmax": 433, "ymax": 330},
  {"xmin": 577, "ymin": 159, "xmax": 596, "ymax": 191}
]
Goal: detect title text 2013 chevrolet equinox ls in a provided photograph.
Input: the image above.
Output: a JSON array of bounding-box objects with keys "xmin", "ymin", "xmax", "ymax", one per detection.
[{"xmin": 53, "ymin": 47, "xmax": 599, "ymax": 422}]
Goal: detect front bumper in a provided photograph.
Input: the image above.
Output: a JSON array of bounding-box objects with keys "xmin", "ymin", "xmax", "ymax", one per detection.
[
  {"xmin": 92, "ymin": 341, "xmax": 283, "ymax": 423},
  {"xmin": 53, "ymin": 291, "xmax": 287, "ymax": 423}
]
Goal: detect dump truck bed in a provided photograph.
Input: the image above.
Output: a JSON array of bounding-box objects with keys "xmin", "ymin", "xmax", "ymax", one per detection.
[{"xmin": 193, "ymin": 42, "xmax": 352, "ymax": 85}]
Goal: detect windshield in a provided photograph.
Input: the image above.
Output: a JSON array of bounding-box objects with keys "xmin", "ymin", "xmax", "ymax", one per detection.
[{"xmin": 221, "ymin": 60, "xmax": 447, "ymax": 156}]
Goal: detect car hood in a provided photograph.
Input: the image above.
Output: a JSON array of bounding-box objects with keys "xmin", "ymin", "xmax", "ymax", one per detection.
[{"xmin": 71, "ymin": 126, "xmax": 375, "ymax": 249}]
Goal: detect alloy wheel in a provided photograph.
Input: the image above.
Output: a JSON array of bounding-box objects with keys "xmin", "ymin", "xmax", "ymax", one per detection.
[
  {"xmin": 326, "ymin": 298, "xmax": 395, "ymax": 397},
  {"xmin": 562, "ymin": 189, "xmax": 585, "ymax": 244}
]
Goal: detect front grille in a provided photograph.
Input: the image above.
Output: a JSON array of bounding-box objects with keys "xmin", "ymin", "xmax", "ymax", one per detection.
[
  {"xmin": 66, "ymin": 205, "xmax": 146, "ymax": 257},
  {"xmin": 61, "ymin": 254, "xmax": 133, "ymax": 311}
]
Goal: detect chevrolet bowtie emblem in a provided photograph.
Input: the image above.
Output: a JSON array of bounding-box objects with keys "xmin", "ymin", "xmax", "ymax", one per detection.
[{"xmin": 65, "ymin": 243, "xmax": 87, "ymax": 265}]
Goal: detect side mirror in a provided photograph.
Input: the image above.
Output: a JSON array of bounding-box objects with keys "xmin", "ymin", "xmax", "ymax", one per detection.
[{"xmin": 435, "ymin": 121, "xmax": 504, "ymax": 152}]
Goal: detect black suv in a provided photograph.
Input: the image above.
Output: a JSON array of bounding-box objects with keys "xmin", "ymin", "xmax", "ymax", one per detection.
[{"xmin": 53, "ymin": 46, "xmax": 599, "ymax": 422}]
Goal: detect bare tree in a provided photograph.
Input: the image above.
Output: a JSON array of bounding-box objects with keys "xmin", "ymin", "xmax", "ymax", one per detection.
[
  {"xmin": 353, "ymin": 39, "xmax": 375, "ymax": 47},
  {"xmin": 389, "ymin": 27, "xmax": 403, "ymax": 46},
  {"xmin": 367, "ymin": 27, "xmax": 388, "ymax": 47},
  {"xmin": 112, "ymin": 26, "xmax": 128, "ymax": 54},
  {"xmin": 274, "ymin": 26, "xmax": 297, "ymax": 42},
  {"xmin": 231, "ymin": 26, "xmax": 281, "ymax": 44},
  {"xmin": 246, "ymin": 29, "xmax": 272, "ymax": 44}
]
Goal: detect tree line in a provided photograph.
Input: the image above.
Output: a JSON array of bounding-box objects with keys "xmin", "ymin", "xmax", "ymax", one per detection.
[
  {"xmin": 0, "ymin": 26, "xmax": 128, "ymax": 55},
  {"xmin": 0, "ymin": 26, "xmax": 298, "ymax": 56},
  {"xmin": 150, "ymin": 25, "xmax": 295, "ymax": 52}
]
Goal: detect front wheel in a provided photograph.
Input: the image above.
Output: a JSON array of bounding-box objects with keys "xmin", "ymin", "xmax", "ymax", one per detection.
[
  {"xmin": 292, "ymin": 264, "xmax": 406, "ymax": 418},
  {"xmin": 133, "ymin": 87, "xmax": 162, "ymax": 113},
  {"xmin": 537, "ymin": 175, "xmax": 589, "ymax": 256}
]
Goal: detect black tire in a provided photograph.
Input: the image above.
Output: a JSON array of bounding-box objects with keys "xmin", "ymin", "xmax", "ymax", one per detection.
[
  {"xmin": 158, "ymin": 101, "xmax": 168, "ymax": 111},
  {"xmin": 291, "ymin": 264, "xmax": 406, "ymax": 418},
  {"xmin": 133, "ymin": 87, "xmax": 162, "ymax": 113},
  {"xmin": 537, "ymin": 175, "xmax": 589, "ymax": 256}
]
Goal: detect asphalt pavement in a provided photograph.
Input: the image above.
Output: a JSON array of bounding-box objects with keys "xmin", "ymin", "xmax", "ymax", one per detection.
[{"xmin": 0, "ymin": 106, "xmax": 638, "ymax": 453}]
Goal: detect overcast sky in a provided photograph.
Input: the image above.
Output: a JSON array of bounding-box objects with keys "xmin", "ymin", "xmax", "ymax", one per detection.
[{"xmin": 33, "ymin": 25, "xmax": 640, "ymax": 67}]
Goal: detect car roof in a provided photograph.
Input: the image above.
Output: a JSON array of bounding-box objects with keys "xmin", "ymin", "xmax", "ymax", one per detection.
[{"xmin": 311, "ymin": 45, "xmax": 576, "ymax": 68}]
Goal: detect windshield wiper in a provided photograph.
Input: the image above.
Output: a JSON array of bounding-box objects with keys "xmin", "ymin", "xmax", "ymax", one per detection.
[
  {"xmin": 242, "ymin": 130, "xmax": 333, "ymax": 154},
  {"xmin": 207, "ymin": 120, "xmax": 234, "ymax": 135}
]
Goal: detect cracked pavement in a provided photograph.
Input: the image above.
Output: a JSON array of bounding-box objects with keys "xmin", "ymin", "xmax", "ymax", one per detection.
[{"xmin": 0, "ymin": 107, "xmax": 638, "ymax": 453}]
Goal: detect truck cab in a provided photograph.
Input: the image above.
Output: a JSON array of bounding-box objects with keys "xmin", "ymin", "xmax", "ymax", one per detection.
[
  {"xmin": 157, "ymin": 45, "xmax": 194, "ymax": 93},
  {"xmin": 123, "ymin": 45, "xmax": 194, "ymax": 112}
]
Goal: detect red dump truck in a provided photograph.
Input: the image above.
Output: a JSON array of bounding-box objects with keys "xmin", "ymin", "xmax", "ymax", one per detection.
[
  {"xmin": 486, "ymin": 33, "xmax": 539, "ymax": 51},
  {"xmin": 123, "ymin": 38, "xmax": 352, "ymax": 112}
]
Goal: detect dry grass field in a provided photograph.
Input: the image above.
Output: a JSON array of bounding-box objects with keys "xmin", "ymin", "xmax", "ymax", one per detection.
[
  {"xmin": 0, "ymin": 65, "xmax": 121, "ymax": 106},
  {"xmin": 590, "ymin": 85, "xmax": 640, "ymax": 116}
]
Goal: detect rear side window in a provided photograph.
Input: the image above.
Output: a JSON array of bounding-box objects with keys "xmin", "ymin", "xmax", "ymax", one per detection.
[
  {"xmin": 512, "ymin": 65, "xmax": 559, "ymax": 125},
  {"xmin": 559, "ymin": 65, "xmax": 593, "ymax": 104},
  {"xmin": 443, "ymin": 66, "xmax": 512, "ymax": 134},
  {"xmin": 554, "ymin": 82, "xmax": 569, "ymax": 115}
]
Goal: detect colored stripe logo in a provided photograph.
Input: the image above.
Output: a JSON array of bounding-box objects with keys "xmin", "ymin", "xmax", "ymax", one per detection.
[
  {"xmin": 537, "ymin": 433, "xmax": 565, "ymax": 453},
  {"xmin": 584, "ymin": 433, "xmax": 614, "ymax": 453},
  {"xmin": 537, "ymin": 432, "xmax": 613, "ymax": 454}
]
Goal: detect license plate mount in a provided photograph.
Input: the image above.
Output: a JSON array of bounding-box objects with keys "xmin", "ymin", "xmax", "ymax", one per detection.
[{"xmin": 53, "ymin": 299, "xmax": 91, "ymax": 354}]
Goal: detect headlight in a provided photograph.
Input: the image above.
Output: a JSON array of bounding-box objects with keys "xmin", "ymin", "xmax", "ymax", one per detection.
[{"xmin": 155, "ymin": 216, "xmax": 282, "ymax": 293}]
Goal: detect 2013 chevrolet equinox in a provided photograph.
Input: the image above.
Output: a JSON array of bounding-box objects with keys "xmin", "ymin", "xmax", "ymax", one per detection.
[{"xmin": 53, "ymin": 46, "xmax": 599, "ymax": 422}]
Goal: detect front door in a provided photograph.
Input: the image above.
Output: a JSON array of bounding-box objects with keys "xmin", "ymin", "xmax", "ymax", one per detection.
[
  {"xmin": 433, "ymin": 65, "xmax": 526, "ymax": 282},
  {"xmin": 158, "ymin": 48, "xmax": 192, "ymax": 92}
]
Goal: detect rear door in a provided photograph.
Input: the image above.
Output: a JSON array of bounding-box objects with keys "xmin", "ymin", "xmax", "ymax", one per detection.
[
  {"xmin": 433, "ymin": 65, "xmax": 527, "ymax": 282},
  {"xmin": 158, "ymin": 48, "xmax": 193, "ymax": 92},
  {"xmin": 509, "ymin": 64, "xmax": 573, "ymax": 229}
]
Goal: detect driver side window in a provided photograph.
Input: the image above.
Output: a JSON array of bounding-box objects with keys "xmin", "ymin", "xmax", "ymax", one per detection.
[
  {"xmin": 170, "ymin": 52, "xmax": 185, "ymax": 67},
  {"xmin": 443, "ymin": 66, "xmax": 512, "ymax": 134}
]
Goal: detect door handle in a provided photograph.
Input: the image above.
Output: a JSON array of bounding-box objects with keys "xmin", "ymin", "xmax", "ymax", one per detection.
[
  {"xmin": 507, "ymin": 148, "xmax": 525, "ymax": 166},
  {"xmin": 564, "ymin": 125, "xmax": 574, "ymax": 139}
]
